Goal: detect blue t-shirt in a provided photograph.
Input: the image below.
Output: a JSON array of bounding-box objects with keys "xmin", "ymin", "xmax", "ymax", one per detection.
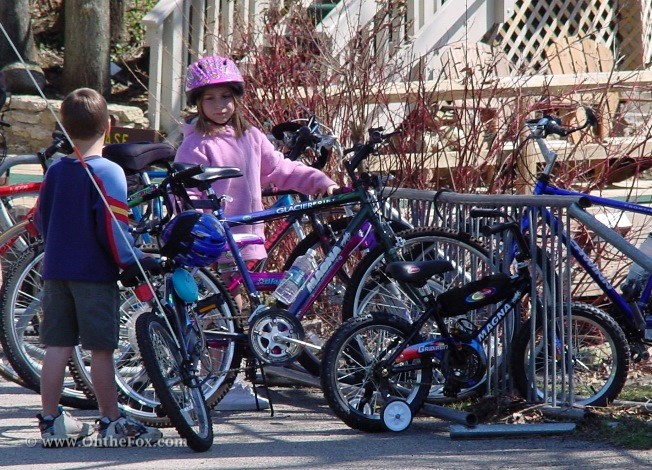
[{"xmin": 35, "ymin": 155, "xmax": 141, "ymax": 282}]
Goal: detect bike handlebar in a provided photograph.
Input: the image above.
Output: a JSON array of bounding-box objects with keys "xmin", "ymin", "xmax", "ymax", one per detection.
[
  {"xmin": 343, "ymin": 127, "xmax": 401, "ymax": 177},
  {"xmin": 526, "ymin": 107, "xmax": 598, "ymax": 138},
  {"xmin": 469, "ymin": 207, "xmax": 531, "ymax": 262}
]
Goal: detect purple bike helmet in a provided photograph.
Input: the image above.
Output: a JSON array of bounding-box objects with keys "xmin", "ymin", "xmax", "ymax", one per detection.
[
  {"xmin": 185, "ymin": 56, "xmax": 245, "ymax": 106},
  {"xmin": 160, "ymin": 211, "xmax": 227, "ymax": 267}
]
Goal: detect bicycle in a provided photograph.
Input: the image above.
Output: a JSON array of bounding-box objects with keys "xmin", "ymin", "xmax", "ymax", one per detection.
[
  {"xmin": 0, "ymin": 141, "xmax": 176, "ymax": 408},
  {"xmin": 105, "ymin": 127, "xmax": 436, "ymax": 427},
  {"xmin": 0, "ymin": 130, "xmax": 74, "ymax": 387},
  {"xmin": 320, "ymin": 208, "xmax": 630, "ymax": 432},
  {"xmin": 520, "ymin": 108, "xmax": 652, "ymax": 362},
  {"xmin": 118, "ymin": 193, "xmax": 238, "ymax": 451}
]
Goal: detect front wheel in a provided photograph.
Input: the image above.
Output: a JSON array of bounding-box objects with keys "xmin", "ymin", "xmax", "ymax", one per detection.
[
  {"xmin": 135, "ymin": 312, "xmax": 214, "ymax": 452},
  {"xmin": 321, "ymin": 311, "xmax": 432, "ymax": 432},
  {"xmin": 511, "ymin": 302, "xmax": 630, "ymax": 407}
]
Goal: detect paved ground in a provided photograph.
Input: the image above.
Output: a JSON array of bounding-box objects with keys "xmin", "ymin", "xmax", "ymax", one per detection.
[{"xmin": 1, "ymin": 377, "xmax": 650, "ymax": 469}]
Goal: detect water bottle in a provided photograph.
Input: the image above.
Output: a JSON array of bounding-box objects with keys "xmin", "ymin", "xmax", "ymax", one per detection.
[
  {"xmin": 273, "ymin": 249, "xmax": 318, "ymax": 305},
  {"xmin": 622, "ymin": 232, "xmax": 652, "ymax": 298}
]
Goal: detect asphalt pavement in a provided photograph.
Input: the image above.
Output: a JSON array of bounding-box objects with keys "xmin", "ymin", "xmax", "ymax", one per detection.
[{"xmin": 1, "ymin": 376, "xmax": 650, "ymax": 469}]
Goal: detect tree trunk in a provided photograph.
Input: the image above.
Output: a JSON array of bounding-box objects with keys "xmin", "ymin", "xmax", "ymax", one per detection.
[
  {"xmin": 0, "ymin": 0, "xmax": 39, "ymax": 67},
  {"xmin": 110, "ymin": 0, "xmax": 128, "ymax": 44},
  {"xmin": 62, "ymin": 0, "xmax": 111, "ymax": 96}
]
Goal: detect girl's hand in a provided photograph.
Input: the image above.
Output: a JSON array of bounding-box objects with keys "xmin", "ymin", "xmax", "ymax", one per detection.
[{"xmin": 316, "ymin": 184, "xmax": 339, "ymax": 198}]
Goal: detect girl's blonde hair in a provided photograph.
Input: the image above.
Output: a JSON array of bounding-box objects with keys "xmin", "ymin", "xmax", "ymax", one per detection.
[{"xmin": 194, "ymin": 88, "xmax": 251, "ymax": 138}]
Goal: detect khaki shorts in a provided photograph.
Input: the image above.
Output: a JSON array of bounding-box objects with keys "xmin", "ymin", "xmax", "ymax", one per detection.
[{"xmin": 40, "ymin": 279, "xmax": 120, "ymax": 350}]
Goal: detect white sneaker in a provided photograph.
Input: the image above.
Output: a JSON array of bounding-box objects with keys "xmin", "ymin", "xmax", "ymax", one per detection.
[
  {"xmin": 37, "ymin": 406, "xmax": 94, "ymax": 448},
  {"xmin": 96, "ymin": 413, "xmax": 162, "ymax": 447}
]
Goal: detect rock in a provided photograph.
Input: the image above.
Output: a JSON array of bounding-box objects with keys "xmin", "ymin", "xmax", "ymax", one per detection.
[{"xmin": 1, "ymin": 62, "xmax": 46, "ymax": 95}]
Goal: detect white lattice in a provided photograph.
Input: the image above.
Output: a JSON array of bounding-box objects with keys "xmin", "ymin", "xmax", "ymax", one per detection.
[
  {"xmin": 644, "ymin": 0, "xmax": 652, "ymax": 67},
  {"xmin": 485, "ymin": 0, "xmax": 623, "ymax": 72}
]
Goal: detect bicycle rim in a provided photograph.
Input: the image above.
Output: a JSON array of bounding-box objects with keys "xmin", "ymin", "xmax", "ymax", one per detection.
[{"xmin": 321, "ymin": 312, "xmax": 431, "ymax": 432}]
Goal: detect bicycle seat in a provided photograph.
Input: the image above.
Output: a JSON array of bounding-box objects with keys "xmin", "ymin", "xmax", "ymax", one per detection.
[
  {"xmin": 185, "ymin": 167, "xmax": 243, "ymax": 189},
  {"xmin": 103, "ymin": 142, "xmax": 176, "ymax": 174},
  {"xmin": 385, "ymin": 260, "xmax": 454, "ymax": 287}
]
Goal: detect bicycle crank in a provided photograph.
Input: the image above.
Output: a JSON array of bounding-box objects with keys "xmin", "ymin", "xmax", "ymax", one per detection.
[{"xmin": 248, "ymin": 307, "xmax": 305, "ymax": 365}]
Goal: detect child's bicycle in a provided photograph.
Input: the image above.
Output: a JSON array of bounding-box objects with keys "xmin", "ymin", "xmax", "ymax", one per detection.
[
  {"xmin": 118, "ymin": 171, "xmax": 232, "ymax": 451},
  {"xmin": 320, "ymin": 208, "xmax": 630, "ymax": 432}
]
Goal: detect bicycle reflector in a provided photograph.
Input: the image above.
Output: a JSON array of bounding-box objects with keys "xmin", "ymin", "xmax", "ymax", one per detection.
[{"xmin": 134, "ymin": 282, "xmax": 155, "ymax": 302}]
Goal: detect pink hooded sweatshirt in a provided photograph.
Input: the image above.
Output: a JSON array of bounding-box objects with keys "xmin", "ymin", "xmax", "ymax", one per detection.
[{"xmin": 175, "ymin": 122, "xmax": 336, "ymax": 260}]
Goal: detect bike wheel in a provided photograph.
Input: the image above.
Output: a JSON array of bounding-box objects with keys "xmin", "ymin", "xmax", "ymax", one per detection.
[
  {"xmin": 70, "ymin": 262, "xmax": 244, "ymax": 427},
  {"xmin": 321, "ymin": 311, "xmax": 432, "ymax": 432},
  {"xmin": 341, "ymin": 227, "xmax": 500, "ymax": 402},
  {"xmin": 136, "ymin": 312, "xmax": 214, "ymax": 451},
  {"xmin": 0, "ymin": 245, "xmax": 96, "ymax": 409},
  {"xmin": 511, "ymin": 301, "xmax": 630, "ymax": 406}
]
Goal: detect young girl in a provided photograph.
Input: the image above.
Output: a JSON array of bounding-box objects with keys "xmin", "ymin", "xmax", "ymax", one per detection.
[{"xmin": 175, "ymin": 55, "xmax": 338, "ymax": 263}]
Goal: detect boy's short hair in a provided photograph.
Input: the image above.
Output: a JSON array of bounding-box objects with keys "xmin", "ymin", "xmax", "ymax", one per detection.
[{"xmin": 61, "ymin": 88, "xmax": 109, "ymax": 140}]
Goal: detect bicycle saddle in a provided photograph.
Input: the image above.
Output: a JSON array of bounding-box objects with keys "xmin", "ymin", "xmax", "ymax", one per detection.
[
  {"xmin": 385, "ymin": 260, "xmax": 454, "ymax": 287},
  {"xmin": 103, "ymin": 142, "xmax": 176, "ymax": 174},
  {"xmin": 184, "ymin": 166, "xmax": 243, "ymax": 189}
]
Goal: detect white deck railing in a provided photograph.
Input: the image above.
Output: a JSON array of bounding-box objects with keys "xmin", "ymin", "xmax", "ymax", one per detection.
[{"xmin": 141, "ymin": 0, "xmax": 487, "ymax": 139}]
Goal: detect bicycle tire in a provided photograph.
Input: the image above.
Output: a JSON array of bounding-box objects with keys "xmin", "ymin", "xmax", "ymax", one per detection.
[
  {"xmin": 70, "ymin": 260, "xmax": 244, "ymax": 427},
  {"xmin": 320, "ymin": 311, "xmax": 432, "ymax": 432},
  {"xmin": 136, "ymin": 312, "xmax": 214, "ymax": 451},
  {"xmin": 511, "ymin": 301, "xmax": 630, "ymax": 407},
  {"xmin": 341, "ymin": 227, "xmax": 504, "ymax": 402},
  {"xmin": 0, "ymin": 220, "xmax": 38, "ymax": 385},
  {"xmin": 0, "ymin": 245, "xmax": 97, "ymax": 409}
]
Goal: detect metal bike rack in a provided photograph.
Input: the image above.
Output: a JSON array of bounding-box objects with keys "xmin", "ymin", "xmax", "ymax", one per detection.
[{"xmin": 382, "ymin": 188, "xmax": 583, "ymax": 409}]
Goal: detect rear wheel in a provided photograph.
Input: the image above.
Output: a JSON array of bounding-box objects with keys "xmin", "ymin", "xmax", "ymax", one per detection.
[
  {"xmin": 0, "ymin": 246, "xmax": 96, "ymax": 409},
  {"xmin": 511, "ymin": 302, "xmax": 630, "ymax": 406},
  {"xmin": 136, "ymin": 313, "xmax": 213, "ymax": 452}
]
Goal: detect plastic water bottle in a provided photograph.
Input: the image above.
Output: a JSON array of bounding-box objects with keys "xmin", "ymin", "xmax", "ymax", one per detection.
[
  {"xmin": 622, "ymin": 232, "xmax": 652, "ymax": 298},
  {"xmin": 273, "ymin": 249, "xmax": 318, "ymax": 305}
]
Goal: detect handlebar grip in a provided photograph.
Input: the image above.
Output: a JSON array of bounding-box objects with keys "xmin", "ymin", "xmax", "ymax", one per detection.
[
  {"xmin": 331, "ymin": 186, "xmax": 353, "ymax": 196},
  {"xmin": 545, "ymin": 120, "xmax": 570, "ymax": 137}
]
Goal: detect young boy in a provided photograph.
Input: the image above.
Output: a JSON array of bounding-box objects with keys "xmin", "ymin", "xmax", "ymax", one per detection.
[{"xmin": 34, "ymin": 88, "xmax": 162, "ymax": 447}]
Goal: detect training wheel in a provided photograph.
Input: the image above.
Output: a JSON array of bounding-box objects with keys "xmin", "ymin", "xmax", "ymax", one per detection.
[{"xmin": 382, "ymin": 399, "xmax": 412, "ymax": 432}]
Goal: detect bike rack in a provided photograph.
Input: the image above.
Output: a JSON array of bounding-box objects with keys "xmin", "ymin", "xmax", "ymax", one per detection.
[{"xmin": 383, "ymin": 189, "xmax": 585, "ymax": 411}]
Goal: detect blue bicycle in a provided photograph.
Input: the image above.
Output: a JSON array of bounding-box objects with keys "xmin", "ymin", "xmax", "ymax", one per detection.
[{"xmin": 523, "ymin": 108, "xmax": 651, "ymax": 361}]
